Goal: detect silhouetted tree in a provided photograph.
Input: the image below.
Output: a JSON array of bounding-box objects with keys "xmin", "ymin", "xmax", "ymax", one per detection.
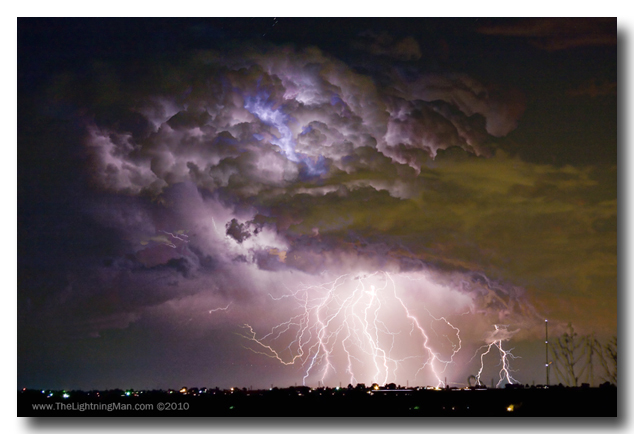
[
  {"xmin": 549, "ymin": 323, "xmax": 589, "ymax": 387},
  {"xmin": 594, "ymin": 335, "xmax": 617, "ymax": 385},
  {"xmin": 550, "ymin": 324, "xmax": 617, "ymax": 387}
]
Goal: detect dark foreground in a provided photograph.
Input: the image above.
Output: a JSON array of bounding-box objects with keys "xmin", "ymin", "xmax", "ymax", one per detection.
[{"xmin": 19, "ymin": 385, "xmax": 617, "ymax": 417}]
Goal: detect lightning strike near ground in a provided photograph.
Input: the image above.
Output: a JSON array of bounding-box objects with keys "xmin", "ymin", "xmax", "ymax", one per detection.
[
  {"xmin": 472, "ymin": 325, "xmax": 520, "ymax": 387},
  {"xmin": 240, "ymin": 272, "xmax": 462, "ymax": 387}
]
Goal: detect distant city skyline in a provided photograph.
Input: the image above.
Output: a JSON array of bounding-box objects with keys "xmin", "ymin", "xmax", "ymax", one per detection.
[{"xmin": 18, "ymin": 383, "xmax": 617, "ymax": 417}]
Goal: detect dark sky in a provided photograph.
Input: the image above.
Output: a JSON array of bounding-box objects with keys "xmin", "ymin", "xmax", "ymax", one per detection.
[{"xmin": 18, "ymin": 17, "xmax": 617, "ymax": 391}]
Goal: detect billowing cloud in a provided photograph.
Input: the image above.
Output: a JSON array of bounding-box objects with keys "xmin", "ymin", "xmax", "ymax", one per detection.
[
  {"xmin": 19, "ymin": 23, "xmax": 616, "ymax": 389},
  {"xmin": 68, "ymin": 43, "xmax": 617, "ymax": 339},
  {"xmin": 82, "ymin": 44, "xmax": 525, "ymax": 195}
]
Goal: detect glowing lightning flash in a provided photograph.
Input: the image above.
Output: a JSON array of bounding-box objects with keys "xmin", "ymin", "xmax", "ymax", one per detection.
[
  {"xmin": 244, "ymin": 93, "xmax": 326, "ymax": 176},
  {"xmin": 240, "ymin": 272, "xmax": 462, "ymax": 388},
  {"xmin": 209, "ymin": 303, "xmax": 232, "ymax": 314},
  {"xmin": 472, "ymin": 325, "xmax": 520, "ymax": 388},
  {"xmin": 159, "ymin": 230, "xmax": 189, "ymax": 242},
  {"xmin": 157, "ymin": 230, "xmax": 189, "ymax": 249}
]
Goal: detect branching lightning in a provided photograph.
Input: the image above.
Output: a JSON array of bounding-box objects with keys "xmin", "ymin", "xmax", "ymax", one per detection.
[
  {"xmin": 158, "ymin": 230, "xmax": 189, "ymax": 248},
  {"xmin": 239, "ymin": 272, "xmax": 462, "ymax": 387},
  {"xmin": 159, "ymin": 230, "xmax": 189, "ymax": 243},
  {"xmin": 471, "ymin": 324, "xmax": 520, "ymax": 387}
]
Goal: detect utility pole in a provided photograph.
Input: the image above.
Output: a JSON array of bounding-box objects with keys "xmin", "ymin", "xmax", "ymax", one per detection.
[{"xmin": 545, "ymin": 319, "xmax": 550, "ymax": 386}]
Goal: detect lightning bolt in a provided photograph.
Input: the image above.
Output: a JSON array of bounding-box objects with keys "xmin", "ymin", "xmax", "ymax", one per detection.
[
  {"xmin": 472, "ymin": 324, "xmax": 520, "ymax": 388},
  {"xmin": 209, "ymin": 303, "xmax": 232, "ymax": 314},
  {"xmin": 159, "ymin": 230, "xmax": 189, "ymax": 242},
  {"xmin": 155, "ymin": 230, "xmax": 189, "ymax": 248},
  {"xmin": 240, "ymin": 272, "xmax": 462, "ymax": 387}
]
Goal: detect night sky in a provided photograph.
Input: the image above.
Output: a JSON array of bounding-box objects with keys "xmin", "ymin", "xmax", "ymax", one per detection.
[{"xmin": 17, "ymin": 17, "xmax": 617, "ymax": 391}]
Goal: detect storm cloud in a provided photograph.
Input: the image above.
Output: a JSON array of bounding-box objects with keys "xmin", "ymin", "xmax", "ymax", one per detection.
[{"xmin": 18, "ymin": 18, "xmax": 616, "ymax": 390}]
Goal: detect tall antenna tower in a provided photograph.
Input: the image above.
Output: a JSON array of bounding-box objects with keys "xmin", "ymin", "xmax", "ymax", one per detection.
[{"xmin": 545, "ymin": 319, "xmax": 550, "ymax": 386}]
